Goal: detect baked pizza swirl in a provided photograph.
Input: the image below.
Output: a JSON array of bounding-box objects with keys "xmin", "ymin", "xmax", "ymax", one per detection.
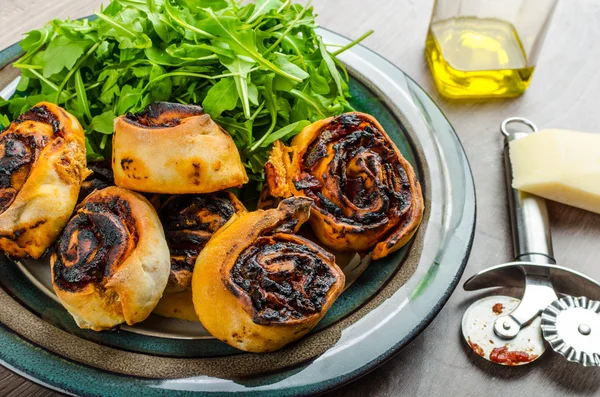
[
  {"xmin": 160, "ymin": 191, "xmax": 247, "ymax": 292},
  {"xmin": 51, "ymin": 186, "xmax": 170, "ymax": 331},
  {"xmin": 112, "ymin": 102, "xmax": 248, "ymax": 194},
  {"xmin": 193, "ymin": 197, "xmax": 345, "ymax": 352},
  {"xmin": 264, "ymin": 112, "xmax": 424, "ymax": 260},
  {"xmin": 0, "ymin": 102, "xmax": 87, "ymax": 258},
  {"xmin": 153, "ymin": 191, "xmax": 247, "ymax": 321}
]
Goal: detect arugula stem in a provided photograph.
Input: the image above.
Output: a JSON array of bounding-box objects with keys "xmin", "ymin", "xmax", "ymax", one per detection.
[
  {"xmin": 236, "ymin": 76, "xmax": 251, "ymax": 119},
  {"xmin": 264, "ymin": 0, "xmax": 311, "ymax": 55},
  {"xmin": 244, "ymin": 15, "xmax": 266, "ymax": 30},
  {"xmin": 204, "ymin": 8, "xmax": 302, "ymax": 83},
  {"xmin": 75, "ymin": 69, "xmax": 92, "ymax": 121},
  {"xmin": 265, "ymin": 24, "xmax": 285, "ymax": 33},
  {"xmin": 25, "ymin": 69, "xmax": 60, "ymax": 91},
  {"xmin": 249, "ymin": 106, "xmax": 278, "ymax": 152},
  {"xmin": 289, "ymin": 88, "xmax": 325, "ymax": 118},
  {"xmin": 332, "ymin": 30, "xmax": 374, "ymax": 56},
  {"xmin": 136, "ymin": 69, "xmax": 255, "ymax": 108},
  {"xmin": 248, "ymin": 101, "xmax": 265, "ymax": 122},
  {"xmin": 277, "ymin": 0, "xmax": 291, "ymax": 14},
  {"xmin": 333, "ymin": 56, "xmax": 350, "ymax": 81},
  {"xmin": 12, "ymin": 63, "xmax": 43, "ymax": 70},
  {"xmin": 55, "ymin": 42, "xmax": 100, "ymax": 104},
  {"xmin": 271, "ymin": 33, "xmax": 305, "ymax": 67},
  {"xmin": 94, "ymin": 12, "xmax": 136, "ymax": 38},
  {"xmin": 164, "ymin": 0, "xmax": 216, "ymax": 39},
  {"xmin": 86, "ymin": 82, "xmax": 102, "ymax": 91},
  {"xmin": 100, "ymin": 133, "xmax": 109, "ymax": 150}
]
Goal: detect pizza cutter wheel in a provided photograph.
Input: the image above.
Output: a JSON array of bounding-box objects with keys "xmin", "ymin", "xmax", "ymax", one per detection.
[{"xmin": 461, "ymin": 118, "xmax": 600, "ymax": 367}]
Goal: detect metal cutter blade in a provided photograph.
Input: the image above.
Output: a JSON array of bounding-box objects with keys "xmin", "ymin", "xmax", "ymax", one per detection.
[
  {"xmin": 542, "ymin": 296, "xmax": 600, "ymax": 366},
  {"xmin": 462, "ymin": 296, "xmax": 546, "ymax": 366}
]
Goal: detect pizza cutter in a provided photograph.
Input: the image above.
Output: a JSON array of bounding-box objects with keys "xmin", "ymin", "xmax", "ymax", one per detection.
[{"xmin": 461, "ymin": 117, "xmax": 600, "ymax": 366}]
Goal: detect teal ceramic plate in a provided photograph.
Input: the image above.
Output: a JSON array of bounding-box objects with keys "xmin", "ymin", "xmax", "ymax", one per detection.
[{"xmin": 0, "ymin": 27, "xmax": 475, "ymax": 396}]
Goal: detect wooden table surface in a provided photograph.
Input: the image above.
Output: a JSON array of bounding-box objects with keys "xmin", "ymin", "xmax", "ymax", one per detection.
[{"xmin": 1, "ymin": 0, "xmax": 599, "ymax": 396}]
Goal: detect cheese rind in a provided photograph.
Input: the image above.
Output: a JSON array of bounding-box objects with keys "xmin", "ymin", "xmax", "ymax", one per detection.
[{"xmin": 510, "ymin": 129, "xmax": 600, "ymax": 215}]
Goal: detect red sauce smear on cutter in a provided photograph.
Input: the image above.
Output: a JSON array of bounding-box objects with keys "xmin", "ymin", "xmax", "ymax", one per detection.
[
  {"xmin": 490, "ymin": 346, "xmax": 537, "ymax": 365},
  {"xmin": 492, "ymin": 303, "xmax": 504, "ymax": 315}
]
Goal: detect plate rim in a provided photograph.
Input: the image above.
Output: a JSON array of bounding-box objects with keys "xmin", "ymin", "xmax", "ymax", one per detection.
[{"xmin": 0, "ymin": 25, "xmax": 476, "ymax": 396}]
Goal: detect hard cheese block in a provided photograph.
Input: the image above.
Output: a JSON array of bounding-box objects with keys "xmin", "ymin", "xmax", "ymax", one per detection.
[{"xmin": 510, "ymin": 129, "xmax": 600, "ymax": 214}]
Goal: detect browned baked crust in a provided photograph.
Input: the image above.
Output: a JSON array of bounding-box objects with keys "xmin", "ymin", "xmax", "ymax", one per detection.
[
  {"xmin": 112, "ymin": 102, "xmax": 248, "ymax": 194},
  {"xmin": 192, "ymin": 197, "xmax": 345, "ymax": 352},
  {"xmin": 159, "ymin": 191, "xmax": 247, "ymax": 293},
  {"xmin": 0, "ymin": 102, "xmax": 87, "ymax": 258},
  {"xmin": 153, "ymin": 191, "xmax": 247, "ymax": 322},
  {"xmin": 51, "ymin": 186, "xmax": 170, "ymax": 331},
  {"xmin": 263, "ymin": 112, "xmax": 424, "ymax": 259}
]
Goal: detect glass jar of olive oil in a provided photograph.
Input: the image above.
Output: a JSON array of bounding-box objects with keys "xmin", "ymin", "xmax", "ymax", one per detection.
[{"xmin": 425, "ymin": 0, "xmax": 558, "ymax": 99}]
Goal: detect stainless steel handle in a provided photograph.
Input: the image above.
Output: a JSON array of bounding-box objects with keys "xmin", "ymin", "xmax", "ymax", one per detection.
[
  {"xmin": 494, "ymin": 119, "xmax": 559, "ymax": 339},
  {"xmin": 503, "ymin": 132, "xmax": 556, "ymax": 264}
]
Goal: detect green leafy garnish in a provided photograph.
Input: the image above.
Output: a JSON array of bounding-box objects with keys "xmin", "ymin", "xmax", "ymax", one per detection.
[{"xmin": 1, "ymin": 0, "xmax": 372, "ymax": 187}]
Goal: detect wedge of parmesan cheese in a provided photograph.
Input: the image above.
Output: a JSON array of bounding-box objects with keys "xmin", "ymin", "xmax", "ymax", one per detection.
[{"xmin": 510, "ymin": 129, "xmax": 600, "ymax": 214}]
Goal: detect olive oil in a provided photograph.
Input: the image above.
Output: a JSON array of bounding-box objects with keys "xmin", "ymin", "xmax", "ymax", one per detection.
[{"xmin": 425, "ymin": 17, "xmax": 535, "ymax": 99}]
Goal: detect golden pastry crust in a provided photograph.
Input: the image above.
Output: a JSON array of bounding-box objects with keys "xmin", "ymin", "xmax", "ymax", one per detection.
[
  {"xmin": 264, "ymin": 112, "xmax": 424, "ymax": 260},
  {"xmin": 158, "ymin": 191, "xmax": 247, "ymax": 293},
  {"xmin": 192, "ymin": 197, "xmax": 345, "ymax": 353},
  {"xmin": 112, "ymin": 102, "xmax": 248, "ymax": 194},
  {"xmin": 0, "ymin": 102, "xmax": 87, "ymax": 259},
  {"xmin": 153, "ymin": 290, "xmax": 199, "ymax": 322},
  {"xmin": 51, "ymin": 186, "xmax": 170, "ymax": 331}
]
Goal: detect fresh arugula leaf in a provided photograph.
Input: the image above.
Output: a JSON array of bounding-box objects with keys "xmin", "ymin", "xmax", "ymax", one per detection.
[
  {"xmin": 308, "ymin": 64, "xmax": 330, "ymax": 95},
  {"xmin": 20, "ymin": 27, "xmax": 50, "ymax": 52},
  {"xmin": 0, "ymin": 114, "xmax": 10, "ymax": 128},
  {"xmin": 89, "ymin": 110, "xmax": 117, "ymax": 134},
  {"xmin": 201, "ymin": 10, "xmax": 303, "ymax": 82},
  {"xmin": 145, "ymin": 45, "xmax": 185, "ymax": 66},
  {"xmin": 147, "ymin": 63, "xmax": 173, "ymax": 102},
  {"xmin": 318, "ymin": 37, "xmax": 343, "ymax": 98},
  {"xmin": 85, "ymin": 138, "xmax": 105, "ymax": 161},
  {"xmin": 74, "ymin": 69, "xmax": 92, "ymax": 121},
  {"xmin": 99, "ymin": 69, "xmax": 121, "ymax": 104},
  {"xmin": 260, "ymin": 119, "xmax": 309, "ymax": 147},
  {"xmin": 16, "ymin": 76, "xmax": 30, "ymax": 92},
  {"xmin": 116, "ymin": 84, "xmax": 143, "ymax": 114},
  {"xmin": 180, "ymin": 0, "xmax": 228, "ymax": 11},
  {"xmin": 42, "ymin": 36, "xmax": 92, "ymax": 77},
  {"xmin": 272, "ymin": 53, "xmax": 309, "ymax": 81},
  {"xmin": 202, "ymin": 77, "xmax": 238, "ymax": 117},
  {"xmin": 247, "ymin": 0, "xmax": 282, "ymax": 23},
  {"xmin": 1, "ymin": 0, "xmax": 371, "ymax": 184},
  {"xmin": 165, "ymin": 42, "xmax": 218, "ymax": 60},
  {"xmin": 219, "ymin": 54, "xmax": 255, "ymax": 118}
]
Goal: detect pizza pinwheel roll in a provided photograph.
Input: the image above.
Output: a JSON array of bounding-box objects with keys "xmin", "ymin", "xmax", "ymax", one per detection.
[
  {"xmin": 192, "ymin": 197, "xmax": 345, "ymax": 353},
  {"xmin": 51, "ymin": 186, "xmax": 170, "ymax": 331},
  {"xmin": 263, "ymin": 112, "xmax": 424, "ymax": 260},
  {"xmin": 0, "ymin": 102, "xmax": 87, "ymax": 258},
  {"xmin": 153, "ymin": 191, "xmax": 246, "ymax": 321},
  {"xmin": 112, "ymin": 102, "xmax": 248, "ymax": 194}
]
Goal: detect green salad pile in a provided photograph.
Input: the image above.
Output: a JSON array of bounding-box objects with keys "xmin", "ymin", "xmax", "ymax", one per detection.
[{"xmin": 0, "ymin": 0, "xmax": 371, "ymax": 185}]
